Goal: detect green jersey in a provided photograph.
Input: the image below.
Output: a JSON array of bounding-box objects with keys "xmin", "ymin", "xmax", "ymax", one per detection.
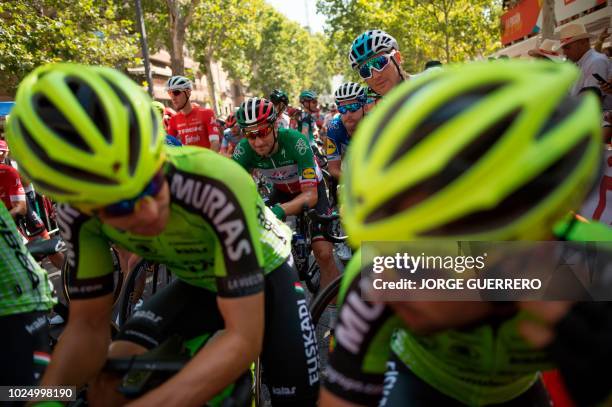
[
  {"xmin": 58, "ymin": 147, "xmax": 292, "ymax": 299},
  {"xmin": 232, "ymin": 127, "xmax": 322, "ymax": 194},
  {"xmin": 0, "ymin": 202, "xmax": 55, "ymax": 317}
]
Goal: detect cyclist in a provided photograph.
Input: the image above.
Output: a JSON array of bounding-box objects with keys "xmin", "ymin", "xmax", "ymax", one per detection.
[
  {"xmin": 349, "ymin": 29, "xmax": 408, "ymax": 96},
  {"xmin": 232, "ymin": 97, "xmax": 341, "ymax": 292},
  {"xmin": 320, "ymin": 61, "xmax": 611, "ymax": 406},
  {"xmin": 0, "ymin": 143, "xmax": 26, "ymax": 220},
  {"xmin": 0, "ymin": 201, "xmax": 56, "ymax": 389},
  {"xmin": 7, "ymin": 63, "xmax": 319, "ymax": 406},
  {"xmin": 165, "ymin": 75, "xmax": 221, "ymax": 152},
  {"xmin": 220, "ymin": 113, "xmax": 242, "ymax": 157},
  {"xmin": 326, "ymin": 82, "xmax": 367, "ymax": 181},
  {"xmin": 297, "ymin": 90, "xmax": 320, "ymax": 144},
  {"xmin": 363, "ymin": 86, "xmax": 383, "ymax": 113},
  {"xmin": 270, "ymin": 89, "xmax": 291, "ymax": 129}
]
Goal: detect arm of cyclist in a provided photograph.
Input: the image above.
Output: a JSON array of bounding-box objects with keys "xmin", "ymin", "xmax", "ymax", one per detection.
[
  {"xmin": 328, "ymin": 160, "xmax": 342, "ymax": 180},
  {"xmin": 210, "ymin": 139, "xmax": 220, "ymax": 153},
  {"xmin": 40, "ymin": 294, "xmax": 114, "ymax": 387},
  {"xmin": 276, "ymin": 183, "xmax": 317, "ymax": 218},
  {"xmin": 9, "ymin": 199, "xmax": 26, "ymax": 218},
  {"xmin": 127, "ymin": 293, "xmax": 264, "ymax": 407}
]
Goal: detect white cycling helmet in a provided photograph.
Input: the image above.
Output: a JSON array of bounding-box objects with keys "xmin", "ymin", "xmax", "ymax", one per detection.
[
  {"xmin": 334, "ymin": 82, "xmax": 366, "ymax": 104},
  {"xmin": 166, "ymin": 75, "xmax": 192, "ymax": 91},
  {"xmin": 349, "ymin": 29, "xmax": 399, "ymax": 70}
]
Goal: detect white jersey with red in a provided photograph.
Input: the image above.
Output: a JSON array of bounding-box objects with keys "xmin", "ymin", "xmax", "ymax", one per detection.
[
  {"xmin": 167, "ymin": 105, "xmax": 220, "ymax": 148},
  {"xmin": 580, "ymin": 147, "xmax": 612, "ymax": 225},
  {"xmin": 0, "ymin": 164, "xmax": 25, "ymax": 210}
]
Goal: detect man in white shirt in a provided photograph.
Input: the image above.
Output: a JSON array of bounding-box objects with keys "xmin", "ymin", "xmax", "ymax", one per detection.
[{"xmin": 558, "ymin": 24, "xmax": 611, "ymax": 109}]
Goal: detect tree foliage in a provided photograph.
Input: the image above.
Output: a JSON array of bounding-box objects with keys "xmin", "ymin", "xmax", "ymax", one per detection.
[
  {"xmin": 317, "ymin": 0, "xmax": 502, "ymax": 77},
  {"xmin": 0, "ymin": 0, "xmax": 139, "ymax": 94}
]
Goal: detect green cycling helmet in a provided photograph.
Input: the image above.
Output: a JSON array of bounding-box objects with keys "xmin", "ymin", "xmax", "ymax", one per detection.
[
  {"xmin": 341, "ymin": 60, "xmax": 602, "ymax": 245},
  {"xmin": 7, "ymin": 63, "xmax": 165, "ymax": 206},
  {"xmin": 299, "ymin": 90, "xmax": 318, "ymax": 102}
]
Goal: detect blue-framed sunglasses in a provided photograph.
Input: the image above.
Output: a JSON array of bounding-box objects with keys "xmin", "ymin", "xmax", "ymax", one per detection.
[
  {"xmin": 358, "ymin": 52, "xmax": 395, "ymax": 79},
  {"xmin": 100, "ymin": 170, "xmax": 166, "ymax": 217},
  {"xmin": 338, "ymin": 102, "xmax": 364, "ymax": 114}
]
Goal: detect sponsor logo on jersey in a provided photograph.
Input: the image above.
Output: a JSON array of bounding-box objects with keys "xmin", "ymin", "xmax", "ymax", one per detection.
[
  {"xmin": 271, "ymin": 386, "xmax": 296, "ymax": 396},
  {"xmin": 326, "ymin": 138, "xmax": 337, "ymax": 155},
  {"xmin": 295, "ymin": 137, "xmax": 309, "ymax": 156},
  {"xmin": 233, "ymin": 143, "xmax": 245, "ymax": 159},
  {"xmin": 302, "ymin": 168, "xmax": 316, "ymax": 179},
  {"xmin": 297, "ymin": 298, "xmax": 319, "ymax": 385},
  {"xmin": 56, "ymin": 204, "xmax": 82, "ymax": 268},
  {"xmin": 335, "ymin": 278, "xmax": 385, "ymax": 354},
  {"xmin": 170, "ymin": 170, "xmax": 252, "ymax": 262}
]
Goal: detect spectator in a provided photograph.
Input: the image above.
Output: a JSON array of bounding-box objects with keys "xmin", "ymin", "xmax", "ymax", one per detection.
[
  {"xmin": 0, "ymin": 140, "xmax": 26, "ymax": 220},
  {"xmin": 556, "ymin": 23, "xmax": 610, "ymax": 107},
  {"xmin": 527, "ymin": 39, "xmax": 562, "ymax": 61}
]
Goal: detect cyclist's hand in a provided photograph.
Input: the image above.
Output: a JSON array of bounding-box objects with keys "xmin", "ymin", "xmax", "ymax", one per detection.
[
  {"xmin": 517, "ymin": 301, "xmax": 572, "ymax": 348},
  {"xmin": 601, "ymin": 80, "xmax": 612, "ymax": 94}
]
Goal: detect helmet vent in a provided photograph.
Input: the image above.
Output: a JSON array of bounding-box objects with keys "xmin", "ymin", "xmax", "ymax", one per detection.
[
  {"xmin": 19, "ymin": 166, "xmax": 77, "ymax": 196},
  {"xmin": 365, "ymin": 106, "xmax": 516, "ymax": 224},
  {"xmin": 386, "ymin": 84, "xmax": 502, "ymax": 167},
  {"xmin": 534, "ymin": 95, "xmax": 581, "ymax": 141},
  {"xmin": 102, "ymin": 78, "xmax": 141, "ymax": 176},
  {"xmin": 18, "ymin": 119, "xmax": 118, "ymax": 185},
  {"xmin": 150, "ymin": 108, "xmax": 160, "ymax": 147},
  {"xmin": 33, "ymin": 93, "xmax": 93, "ymax": 154},
  {"xmin": 421, "ymin": 136, "xmax": 590, "ymax": 237},
  {"xmin": 65, "ymin": 76, "xmax": 112, "ymax": 144}
]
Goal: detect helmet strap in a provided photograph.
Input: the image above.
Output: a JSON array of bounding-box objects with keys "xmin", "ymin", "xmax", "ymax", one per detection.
[
  {"xmin": 390, "ymin": 55, "xmax": 405, "ymax": 82},
  {"xmin": 266, "ymin": 127, "xmax": 279, "ymax": 157}
]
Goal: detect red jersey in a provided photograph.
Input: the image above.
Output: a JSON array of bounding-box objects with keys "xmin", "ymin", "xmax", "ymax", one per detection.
[
  {"xmin": 0, "ymin": 164, "xmax": 25, "ymax": 209},
  {"xmin": 167, "ymin": 105, "xmax": 220, "ymax": 148}
]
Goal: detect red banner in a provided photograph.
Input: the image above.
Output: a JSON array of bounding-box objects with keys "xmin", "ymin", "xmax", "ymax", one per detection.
[{"xmin": 501, "ymin": 0, "xmax": 543, "ymax": 45}]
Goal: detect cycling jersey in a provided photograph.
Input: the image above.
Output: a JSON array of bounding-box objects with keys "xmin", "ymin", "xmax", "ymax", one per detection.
[
  {"xmin": 57, "ymin": 146, "xmax": 292, "ymax": 300},
  {"xmin": 296, "ymin": 111, "xmax": 318, "ymax": 144},
  {"xmin": 232, "ymin": 128, "xmax": 323, "ymax": 195},
  {"xmin": 325, "ymin": 117, "xmax": 350, "ymax": 162},
  {"xmin": 276, "ymin": 112, "xmax": 291, "ymax": 130},
  {"xmin": 0, "ymin": 202, "xmax": 55, "ymax": 317},
  {"xmin": 167, "ymin": 105, "xmax": 220, "ymax": 148},
  {"xmin": 324, "ymin": 251, "xmax": 549, "ymax": 406},
  {"xmin": 0, "ymin": 164, "xmax": 25, "ymax": 210}
]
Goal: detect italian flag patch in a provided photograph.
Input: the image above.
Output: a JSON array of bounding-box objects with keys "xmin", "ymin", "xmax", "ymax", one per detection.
[
  {"xmin": 33, "ymin": 351, "xmax": 51, "ymax": 366},
  {"xmin": 294, "ymin": 282, "xmax": 305, "ymax": 294}
]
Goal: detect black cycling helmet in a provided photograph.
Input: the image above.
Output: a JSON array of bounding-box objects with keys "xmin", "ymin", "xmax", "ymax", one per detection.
[{"xmin": 270, "ymin": 89, "xmax": 289, "ymax": 105}]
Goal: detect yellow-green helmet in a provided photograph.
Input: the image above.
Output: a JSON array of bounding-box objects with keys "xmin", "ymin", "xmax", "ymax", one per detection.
[
  {"xmin": 341, "ymin": 60, "xmax": 602, "ymax": 245},
  {"xmin": 7, "ymin": 63, "xmax": 165, "ymax": 206}
]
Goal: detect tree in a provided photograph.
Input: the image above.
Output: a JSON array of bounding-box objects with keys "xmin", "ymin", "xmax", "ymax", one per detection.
[
  {"xmin": 164, "ymin": 0, "xmax": 201, "ymax": 75},
  {"xmin": 317, "ymin": 0, "xmax": 502, "ymax": 77},
  {"xmin": 188, "ymin": 0, "xmax": 262, "ymax": 115},
  {"xmin": 0, "ymin": 0, "xmax": 139, "ymax": 95}
]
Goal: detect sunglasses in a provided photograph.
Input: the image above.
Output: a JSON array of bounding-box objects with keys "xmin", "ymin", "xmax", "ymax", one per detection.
[
  {"xmin": 300, "ymin": 98, "xmax": 316, "ymax": 104},
  {"xmin": 338, "ymin": 103, "xmax": 363, "ymax": 114},
  {"xmin": 358, "ymin": 52, "xmax": 395, "ymax": 79},
  {"xmin": 244, "ymin": 126, "xmax": 272, "ymax": 140},
  {"xmin": 83, "ymin": 171, "xmax": 166, "ymax": 217},
  {"xmin": 168, "ymin": 90, "xmax": 183, "ymax": 96}
]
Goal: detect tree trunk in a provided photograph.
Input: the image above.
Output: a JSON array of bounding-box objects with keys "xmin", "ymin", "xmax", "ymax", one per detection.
[
  {"xmin": 541, "ymin": 0, "xmax": 556, "ymax": 41},
  {"xmin": 204, "ymin": 55, "xmax": 219, "ymax": 116},
  {"xmin": 165, "ymin": 0, "xmax": 199, "ymax": 75}
]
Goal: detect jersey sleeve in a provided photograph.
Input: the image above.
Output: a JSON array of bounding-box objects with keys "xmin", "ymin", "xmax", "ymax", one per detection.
[
  {"xmin": 56, "ymin": 204, "xmax": 115, "ymax": 299},
  {"xmin": 166, "ymin": 114, "xmax": 178, "ymax": 137},
  {"xmin": 203, "ymin": 109, "xmax": 220, "ymax": 143},
  {"xmin": 324, "ymin": 256, "xmax": 402, "ymax": 405},
  {"xmin": 6, "ymin": 167, "xmax": 25, "ymax": 203},
  {"xmin": 289, "ymin": 131, "xmax": 318, "ymax": 188},
  {"xmin": 231, "ymin": 139, "xmax": 253, "ymax": 171}
]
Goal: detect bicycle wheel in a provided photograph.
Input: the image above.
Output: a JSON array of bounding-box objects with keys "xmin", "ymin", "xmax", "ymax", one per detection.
[
  {"xmin": 117, "ymin": 262, "xmax": 173, "ymax": 326},
  {"xmin": 309, "ymin": 274, "xmax": 342, "ymax": 380}
]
